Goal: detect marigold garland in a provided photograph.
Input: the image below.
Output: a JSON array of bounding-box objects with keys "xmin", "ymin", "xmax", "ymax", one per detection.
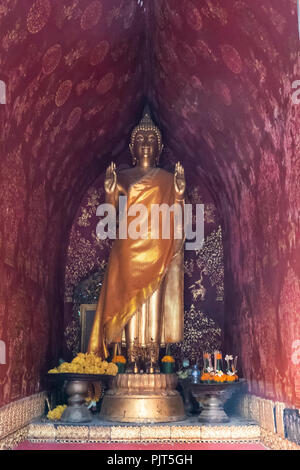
[
  {"xmin": 112, "ymin": 355, "xmax": 126, "ymax": 364},
  {"xmin": 48, "ymin": 352, "xmax": 118, "ymax": 375},
  {"xmin": 47, "ymin": 405, "xmax": 67, "ymax": 421},
  {"xmin": 200, "ymin": 372, "xmax": 238, "ymax": 383},
  {"xmin": 162, "ymin": 355, "xmax": 175, "ymax": 363}
]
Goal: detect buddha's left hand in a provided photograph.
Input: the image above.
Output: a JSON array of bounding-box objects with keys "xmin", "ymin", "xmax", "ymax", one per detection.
[{"xmin": 174, "ymin": 161, "xmax": 186, "ymax": 198}]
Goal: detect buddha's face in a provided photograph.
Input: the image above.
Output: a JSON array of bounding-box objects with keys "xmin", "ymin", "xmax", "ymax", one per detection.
[{"xmin": 131, "ymin": 130, "xmax": 161, "ymax": 167}]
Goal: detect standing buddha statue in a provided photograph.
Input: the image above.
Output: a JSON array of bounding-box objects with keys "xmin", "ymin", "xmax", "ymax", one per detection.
[{"xmin": 88, "ymin": 111, "xmax": 185, "ymax": 374}]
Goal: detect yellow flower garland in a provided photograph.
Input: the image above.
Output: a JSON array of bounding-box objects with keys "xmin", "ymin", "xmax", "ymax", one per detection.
[
  {"xmin": 48, "ymin": 352, "xmax": 118, "ymax": 375},
  {"xmin": 47, "ymin": 405, "xmax": 67, "ymax": 421}
]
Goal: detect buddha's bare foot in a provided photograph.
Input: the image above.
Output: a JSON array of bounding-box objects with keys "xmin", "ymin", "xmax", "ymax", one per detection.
[
  {"xmin": 146, "ymin": 362, "xmax": 160, "ymax": 374},
  {"xmin": 126, "ymin": 362, "xmax": 139, "ymax": 374}
]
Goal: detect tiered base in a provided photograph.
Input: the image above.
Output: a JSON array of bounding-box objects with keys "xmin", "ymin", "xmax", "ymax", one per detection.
[{"xmin": 100, "ymin": 373, "xmax": 185, "ymax": 423}]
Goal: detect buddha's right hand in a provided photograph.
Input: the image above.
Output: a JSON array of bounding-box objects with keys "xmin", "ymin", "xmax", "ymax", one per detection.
[{"xmin": 104, "ymin": 162, "xmax": 117, "ymax": 194}]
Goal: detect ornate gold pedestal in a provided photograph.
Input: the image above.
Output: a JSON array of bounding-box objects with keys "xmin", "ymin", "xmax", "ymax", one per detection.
[{"xmin": 100, "ymin": 373, "xmax": 185, "ymax": 423}]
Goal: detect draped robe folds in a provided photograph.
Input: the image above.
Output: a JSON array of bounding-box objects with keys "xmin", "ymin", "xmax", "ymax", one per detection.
[{"xmin": 87, "ymin": 168, "xmax": 184, "ymax": 358}]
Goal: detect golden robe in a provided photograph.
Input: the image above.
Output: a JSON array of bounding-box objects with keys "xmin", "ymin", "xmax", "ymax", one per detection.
[{"xmin": 88, "ymin": 168, "xmax": 184, "ymax": 358}]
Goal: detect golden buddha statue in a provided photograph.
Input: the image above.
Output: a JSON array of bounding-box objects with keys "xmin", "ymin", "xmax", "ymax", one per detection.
[{"xmin": 88, "ymin": 111, "xmax": 185, "ymax": 375}]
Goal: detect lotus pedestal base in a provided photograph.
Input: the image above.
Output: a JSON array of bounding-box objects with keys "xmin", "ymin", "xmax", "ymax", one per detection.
[{"xmin": 100, "ymin": 373, "xmax": 185, "ymax": 423}]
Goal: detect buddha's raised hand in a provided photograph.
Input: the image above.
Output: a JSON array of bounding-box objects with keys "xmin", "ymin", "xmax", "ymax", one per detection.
[
  {"xmin": 174, "ymin": 162, "xmax": 186, "ymax": 198},
  {"xmin": 104, "ymin": 162, "xmax": 117, "ymax": 194}
]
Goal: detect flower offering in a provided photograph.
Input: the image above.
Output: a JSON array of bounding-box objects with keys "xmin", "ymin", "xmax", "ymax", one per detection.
[
  {"xmin": 200, "ymin": 351, "xmax": 238, "ymax": 383},
  {"xmin": 48, "ymin": 352, "xmax": 118, "ymax": 376}
]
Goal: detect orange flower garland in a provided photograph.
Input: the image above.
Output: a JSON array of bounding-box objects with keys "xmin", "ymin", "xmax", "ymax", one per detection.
[
  {"xmin": 112, "ymin": 355, "xmax": 126, "ymax": 364},
  {"xmin": 201, "ymin": 373, "xmax": 239, "ymax": 383},
  {"xmin": 162, "ymin": 355, "xmax": 175, "ymax": 363},
  {"xmin": 225, "ymin": 374, "xmax": 236, "ymax": 382},
  {"xmin": 214, "ymin": 374, "xmax": 226, "ymax": 383}
]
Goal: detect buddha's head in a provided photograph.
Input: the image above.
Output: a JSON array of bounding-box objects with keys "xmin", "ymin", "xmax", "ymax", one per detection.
[{"xmin": 130, "ymin": 112, "xmax": 163, "ymax": 167}]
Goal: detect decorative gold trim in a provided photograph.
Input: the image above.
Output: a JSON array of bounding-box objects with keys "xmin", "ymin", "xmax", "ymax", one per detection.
[
  {"xmin": 111, "ymin": 426, "xmax": 141, "ymax": 442},
  {"xmin": 260, "ymin": 429, "xmax": 300, "ymax": 451},
  {"xmin": 0, "ymin": 392, "xmax": 46, "ymax": 449},
  {"xmin": 1, "ymin": 392, "xmax": 299, "ymax": 449},
  {"xmin": 236, "ymin": 393, "xmax": 300, "ymax": 449},
  {"xmin": 0, "ymin": 426, "xmax": 29, "ymax": 450},
  {"xmin": 26, "ymin": 422, "xmax": 261, "ymax": 444},
  {"xmin": 170, "ymin": 426, "xmax": 201, "ymax": 441},
  {"xmin": 200, "ymin": 426, "xmax": 232, "ymax": 441},
  {"xmin": 56, "ymin": 425, "xmax": 89, "ymax": 442},
  {"xmin": 0, "ymin": 392, "xmax": 46, "ymax": 440},
  {"xmin": 28, "ymin": 423, "xmax": 56, "ymax": 442},
  {"xmin": 140, "ymin": 425, "xmax": 171, "ymax": 441},
  {"xmin": 89, "ymin": 426, "xmax": 111, "ymax": 441},
  {"xmin": 237, "ymin": 393, "xmax": 300, "ymax": 433},
  {"xmin": 4, "ymin": 422, "xmax": 300, "ymax": 449}
]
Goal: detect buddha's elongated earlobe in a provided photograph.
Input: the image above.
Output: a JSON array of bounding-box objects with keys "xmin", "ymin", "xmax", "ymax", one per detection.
[
  {"xmin": 129, "ymin": 143, "xmax": 137, "ymax": 166},
  {"xmin": 156, "ymin": 144, "xmax": 163, "ymax": 165}
]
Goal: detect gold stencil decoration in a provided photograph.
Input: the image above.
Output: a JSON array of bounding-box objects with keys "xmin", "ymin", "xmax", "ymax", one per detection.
[
  {"xmin": 189, "ymin": 276, "xmax": 206, "ymax": 302},
  {"xmin": 27, "ymin": 0, "xmax": 51, "ymax": 34},
  {"xmin": 173, "ymin": 304, "xmax": 221, "ymax": 363},
  {"xmin": 80, "ymin": 1, "xmax": 103, "ymax": 31},
  {"xmin": 195, "ymin": 226, "xmax": 224, "ymax": 302},
  {"xmin": 78, "ymin": 207, "xmax": 92, "ymax": 227}
]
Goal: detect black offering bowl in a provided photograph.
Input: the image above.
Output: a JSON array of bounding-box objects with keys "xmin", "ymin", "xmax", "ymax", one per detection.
[
  {"xmin": 190, "ymin": 379, "xmax": 246, "ymax": 423},
  {"xmin": 46, "ymin": 373, "xmax": 113, "ymax": 423}
]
